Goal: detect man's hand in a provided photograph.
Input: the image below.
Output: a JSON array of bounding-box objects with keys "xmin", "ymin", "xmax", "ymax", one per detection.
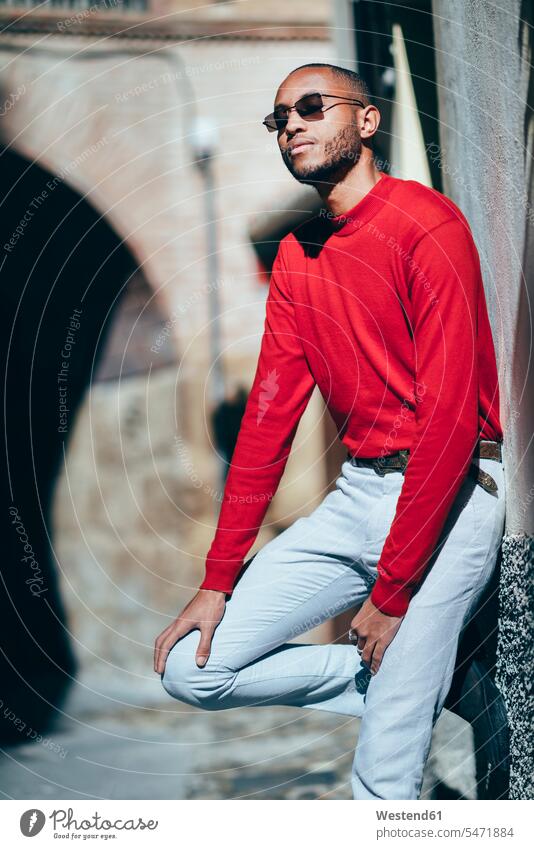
[
  {"xmin": 154, "ymin": 589, "xmax": 226, "ymax": 675},
  {"xmin": 350, "ymin": 596, "xmax": 404, "ymax": 675}
]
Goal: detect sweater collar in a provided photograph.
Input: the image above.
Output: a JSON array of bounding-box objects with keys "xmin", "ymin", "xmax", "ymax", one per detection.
[{"xmin": 320, "ymin": 172, "xmax": 394, "ymax": 237}]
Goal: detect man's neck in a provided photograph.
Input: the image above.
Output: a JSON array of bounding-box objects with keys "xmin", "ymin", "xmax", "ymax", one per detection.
[{"xmin": 317, "ymin": 159, "xmax": 382, "ymax": 217}]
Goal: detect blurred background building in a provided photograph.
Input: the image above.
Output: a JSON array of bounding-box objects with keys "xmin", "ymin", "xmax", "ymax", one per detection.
[{"xmin": 0, "ymin": 0, "xmax": 531, "ymax": 800}]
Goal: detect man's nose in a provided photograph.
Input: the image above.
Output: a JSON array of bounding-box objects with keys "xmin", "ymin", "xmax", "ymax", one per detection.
[{"xmin": 284, "ymin": 107, "xmax": 308, "ymax": 135}]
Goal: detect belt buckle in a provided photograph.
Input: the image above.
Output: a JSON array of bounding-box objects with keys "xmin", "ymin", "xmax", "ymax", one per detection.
[
  {"xmin": 371, "ymin": 457, "xmax": 387, "ymax": 476},
  {"xmin": 372, "ymin": 449, "xmax": 409, "ymax": 476}
]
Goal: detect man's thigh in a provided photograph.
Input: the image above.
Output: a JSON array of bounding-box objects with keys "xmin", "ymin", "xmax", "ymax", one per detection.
[
  {"xmin": 199, "ymin": 464, "xmax": 382, "ymax": 672},
  {"xmin": 354, "ymin": 458, "xmax": 506, "ymax": 772},
  {"xmin": 377, "ymin": 456, "xmax": 506, "ymax": 656}
]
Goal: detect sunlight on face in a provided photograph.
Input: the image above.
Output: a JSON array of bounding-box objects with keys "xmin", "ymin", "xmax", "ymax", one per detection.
[{"xmin": 274, "ymin": 69, "xmax": 364, "ymax": 186}]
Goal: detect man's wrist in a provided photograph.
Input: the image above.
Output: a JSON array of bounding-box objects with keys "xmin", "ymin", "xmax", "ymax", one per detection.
[
  {"xmin": 201, "ymin": 557, "xmax": 242, "ymax": 594},
  {"xmin": 370, "ymin": 576, "xmax": 413, "ymax": 617}
]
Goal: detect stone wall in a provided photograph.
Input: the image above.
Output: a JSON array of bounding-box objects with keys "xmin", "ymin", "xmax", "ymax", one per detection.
[{"xmin": 432, "ymin": 0, "xmax": 534, "ymax": 799}]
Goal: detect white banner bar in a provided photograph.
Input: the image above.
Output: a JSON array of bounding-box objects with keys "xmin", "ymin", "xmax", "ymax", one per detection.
[{"xmin": 1, "ymin": 799, "xmax": 532, "ymax": 848}]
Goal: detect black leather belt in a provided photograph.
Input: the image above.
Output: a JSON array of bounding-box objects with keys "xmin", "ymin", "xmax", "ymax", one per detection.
[{"xmin": 346, "ymin": 439, "xmax": 503, "ymax": 493}]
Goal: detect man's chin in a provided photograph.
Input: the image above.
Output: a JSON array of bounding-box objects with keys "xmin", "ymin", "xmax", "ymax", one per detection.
[
  {"xmin": 293, "ymin": 174, "xmax": 323, "ymax": 187},
  {"xmin": 284, "ymin": 160, "xmax": 325, "ymax": 185},
  {"xmin": 288, "ymin": 166, "xmax": 336, "ymax": 188}
]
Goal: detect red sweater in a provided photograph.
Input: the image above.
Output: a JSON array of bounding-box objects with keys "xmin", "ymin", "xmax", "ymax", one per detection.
[{"xmin": 200, "ymin": 173, "xmax": 503, "ymax": 616}]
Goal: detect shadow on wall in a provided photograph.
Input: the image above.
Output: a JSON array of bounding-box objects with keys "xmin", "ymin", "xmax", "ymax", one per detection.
[
  {"xmin": 495, "ymin": 0, "xmax": 534, "ymax": 800},
  {"xmin": 0, "ymin": 143, "xmax": 145, "ymax": 743}
]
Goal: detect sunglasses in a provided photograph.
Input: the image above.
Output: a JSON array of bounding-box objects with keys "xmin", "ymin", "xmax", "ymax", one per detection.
[{"xmin": 263, "ymin": 91, "xmax": 366, "ymax": 133}]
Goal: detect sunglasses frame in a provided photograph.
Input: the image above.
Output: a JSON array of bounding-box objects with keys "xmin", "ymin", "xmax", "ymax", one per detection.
[{"xmin": 263, "ymin": 91, "xmax": 366, "ymax": 133}]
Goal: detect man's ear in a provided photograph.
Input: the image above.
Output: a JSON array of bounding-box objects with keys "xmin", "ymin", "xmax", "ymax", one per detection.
[{"xmin": 362, "ymin": 105, "xmax": 381, "ymax": 142}]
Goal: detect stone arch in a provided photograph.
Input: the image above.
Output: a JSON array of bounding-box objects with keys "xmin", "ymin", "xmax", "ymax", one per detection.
[{"xmin": 0, "ymin": 143, "xmax": 175, "ymax": 740}]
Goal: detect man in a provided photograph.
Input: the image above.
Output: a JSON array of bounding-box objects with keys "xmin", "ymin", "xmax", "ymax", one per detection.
[{"xmin": 155, "ymin": 63, "xmax": 506, "ymax": 799}]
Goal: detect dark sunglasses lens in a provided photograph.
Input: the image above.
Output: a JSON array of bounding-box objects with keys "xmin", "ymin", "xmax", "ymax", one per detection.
[
  {"xmin": 296, "ymin": 93, "xmax": 323, "ymax": 116},
  {"xmin": 264, "ymin": 112, "xmax": 286, "ymax": 132},
  {"xmin": 264, "ymin": 93, "xmax": 323, "ymax": 131}
]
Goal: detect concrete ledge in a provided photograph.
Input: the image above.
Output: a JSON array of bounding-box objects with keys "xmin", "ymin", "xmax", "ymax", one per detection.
[{"xmin": 496, "ymin": 533, "xmax": 534, "ymax": 799}]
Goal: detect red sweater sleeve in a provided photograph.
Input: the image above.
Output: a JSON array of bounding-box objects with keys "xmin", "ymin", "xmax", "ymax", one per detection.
[
  {"xmin": 370, "ymin": 217, "xmax": 482, "ymax": 617},
  {"xmin": 199, "ymin": 241, "xmax": 316, "ymax": 594}
]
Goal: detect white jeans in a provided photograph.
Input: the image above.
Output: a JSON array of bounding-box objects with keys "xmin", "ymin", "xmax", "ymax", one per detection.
[{"xmin": 161, "ymin": 453, "xmax": 506, "ymax": 799}]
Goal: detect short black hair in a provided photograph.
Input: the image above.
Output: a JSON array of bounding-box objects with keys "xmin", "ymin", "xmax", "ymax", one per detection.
[{"xmin": 285, "ymin": 63, "xmax": 372, "ymax": 106}]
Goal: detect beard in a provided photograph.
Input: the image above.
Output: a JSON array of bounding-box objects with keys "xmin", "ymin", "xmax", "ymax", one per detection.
[{"xmin": 282, "ymin": 122, "xmax": 362, "ymax": 187}]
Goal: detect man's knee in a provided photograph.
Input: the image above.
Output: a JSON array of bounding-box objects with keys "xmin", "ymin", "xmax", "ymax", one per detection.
[{"xmin": 160, "ymin": 632, "xmax": 233, "ymax": 710}]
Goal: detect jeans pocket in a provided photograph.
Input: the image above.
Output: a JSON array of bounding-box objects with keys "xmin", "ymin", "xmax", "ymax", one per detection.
[{"xmin": 467, "ymin": 459, "xmax": 505, "ymax": 541}]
